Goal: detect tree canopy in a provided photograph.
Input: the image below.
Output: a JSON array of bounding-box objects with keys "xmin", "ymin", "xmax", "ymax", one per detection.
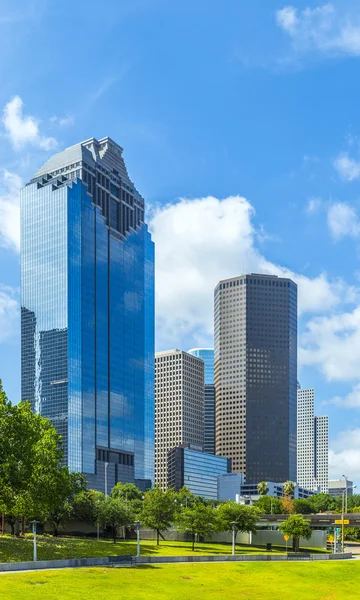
[
  {"xmin": 141, "ymin": 487, "xmax": 176, "ymax": 545},
  {"xmin": 176, "ymin": 503, "xmax": 217, "ymax": 551},
  {"xmin": 279, "ymin": 514, "xmax": 312, "ymax": 552}
]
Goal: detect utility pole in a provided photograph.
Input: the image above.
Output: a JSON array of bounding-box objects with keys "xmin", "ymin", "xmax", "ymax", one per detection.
[
  {"xmin": 341, "ymin": 490, "xmax": 345, "ymax": 553},
  {"xmin": 342, "ymin": 475, "xmax": 348, "ymax": 514}
]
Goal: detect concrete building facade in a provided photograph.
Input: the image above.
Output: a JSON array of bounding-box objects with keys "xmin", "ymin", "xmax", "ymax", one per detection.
[
  {"xmin": 214, "ymin": 273, "xmax": 297, "ymax": 483},
  {"xmin": 297, "ymin": 388, "xmax": 328, "ymax": 493},
  {"xmin": 155, "ymin": 350, "xmax": 204, "ymax": 489},
  {"xmin": 188, "ymin": 348, "xmax": 215, "ymax": 454}
]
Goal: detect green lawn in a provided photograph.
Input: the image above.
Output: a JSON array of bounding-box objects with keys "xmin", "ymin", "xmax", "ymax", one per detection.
[
  {"xmin": 0, "ymin": 536, "xmax": 288, "ymax": 562},
  {"xmin": 0, "ymin": 562, "xmax": 358, "ymax": 599}
]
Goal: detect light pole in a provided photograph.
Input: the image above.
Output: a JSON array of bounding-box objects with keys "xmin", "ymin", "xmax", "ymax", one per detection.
[
  {"xmin": 30, "ymin": 520, "xmax": 39, "ymax": 561},
  {"xmin": 231, "ymin": 521, "xmax": 238, "ymax": 556},
  {"xmin": 105, "ymin": 462, "xmax": 109, "ymax": 496},
  {"xmin": 341, "ymin": 490, "xmax": 345, "ymax": 553},
  {"xmin": 135, "ymin": 520, "xmax": 141, "ymax": 558},
  {"xmin": 342, "ymin": 475, "xmax": 348, "ymax": 514}
]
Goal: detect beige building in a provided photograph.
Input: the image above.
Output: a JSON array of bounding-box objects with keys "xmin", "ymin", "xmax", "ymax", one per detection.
[{"xmin": 155, "ymin": 350, "xmax": 204, "ymax": 489}]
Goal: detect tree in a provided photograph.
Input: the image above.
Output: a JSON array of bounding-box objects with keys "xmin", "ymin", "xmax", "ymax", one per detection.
[
  {"xmin": 283, "ymin": 481, "xmax": 295, "ymax": 498},
  {"xmin": 280, "ymin": 495, "xmax": 295, "ymax": 515},
  {"xmin": 141, "ymin": 487, "xmax": 176, "ymax": 545},
  {"xmin": 112, "ymin": 482, "xmax": 144, "ymax": 518},
  {"xmin": 344, "ymin": 494, "xmax": 360, "ymax": 511},
  {"xmin": 70, "ymin": 490, "xmax": 99, "ymax": 523},
  {"xmin": 217, "ymin": 502, "xmax": 259, "ymax": 546},
  {"xmin": 175, "ymin": 504, "xmax": 217, "ymax": 551},
  {"xmin": 279, "ymin": 514, "xmax": 312, "ymax": 552},
  {"xmin": 257, "ymin": 482, "xmax": 269, "ymax": 496},
  {"xmin": 293, "ymin": 499, "xmax": 313, "ymax": 515},
  {"xmin": 47, "ymin": 472, "xmax": 87, "ymax": 536},
  {"xmin": 175, "ymin": 487, "xmax": 197, "ymax": 512},
  {"xmin": 99, "ymin": 497, "xmax": 134, "ymax": 543},
  {"xmin": 0, "ymin": 388, "xmax": 71, "ymax": 528},
  {"xmin": 309, "ymin": 493, "xmax": 338, "ymax": 514},
  {"xmin": 254, "ymin": 496, "xmax": 282, "ymax": 515}
]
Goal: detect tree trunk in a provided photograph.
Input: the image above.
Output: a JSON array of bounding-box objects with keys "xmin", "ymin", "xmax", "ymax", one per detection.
[
  {"xmin": 15, "ymin": 519, "xmax": 20, "ymax": 537},
  {"xmin": 157, "ymin": 529, "xmax": 160, "ymax": 546},
  {"xmin": 10, "ymin": 523, "xmax": 15, "ymax": 536},
  {"xmin": 113, "ymin": 525, "xmax": 116, "ymax": 543},
  {"xmin": 192, "ymin": 534, "xmax": 195, "ymax": 552}
]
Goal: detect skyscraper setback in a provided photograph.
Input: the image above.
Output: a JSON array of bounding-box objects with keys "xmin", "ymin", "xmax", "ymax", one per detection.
[
  {"xmin": 214, "ymin": 274, "xmax": 297, "ymax": 483},
  {"xmin": 21, "ymin": 137, "xmax": 155, "ymax": 492}
]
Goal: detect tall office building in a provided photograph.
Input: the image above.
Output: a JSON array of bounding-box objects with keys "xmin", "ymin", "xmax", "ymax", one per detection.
[
  {"xmin": 214, "ymin": 274, "xmax": 297, "ymax": 482},
  {"xmin": 188, "ymin": 348, "xmax": 215, "ymax": 454},
  {"xmin": 21, "ymin": 137, "xmax": 155, "ymax": 492},
  {"xmin": 155, "ymin": 350, "xmax": 204, "ymax": 489},
  {"xmin": 297, "ymin": 388, "xmax": 328, "ymax": 493}
]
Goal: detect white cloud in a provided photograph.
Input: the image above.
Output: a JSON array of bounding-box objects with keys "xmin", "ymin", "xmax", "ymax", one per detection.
[
  {"xmin": 327, "ymin": 202, "xmax": 360, "ymax": 240},
  {"xmin": 300, "ymin": 305, "xmax": 360, "ymax": 381},
  {"xmin": 150, "ymin": 195, "xmax": 357, "ymax": 349},
  {"xmin": 276, "ymin": 3, "xmax": 360, "ymax": 57},
  {"xmin": 2, "ymin": 96, "xmax": 57, "ymax": 151},
  {"xmin": 50, "ymin": 115, "xmax": 74, "ymax": 127},
  {"xmin": 334, "ymin": 152, "xmax": 360, "ymax": 181},
  {"xmin": 306, "ymin": 197, "xmax": 323, "ymax": 214},
  {"xmin": 0, "ymin": 286, "xmax": 19, "ymax": 344},
  {"xmin": 329, "ymin": 428, "xmax": 360, "ymax": 481},
  {"xmin": 0, "ymin": 170, "xmax": 21, "ymax": 251},
  {"xmin": 330, "ymin": 383, "xmax": 360, "ymax": 408}
]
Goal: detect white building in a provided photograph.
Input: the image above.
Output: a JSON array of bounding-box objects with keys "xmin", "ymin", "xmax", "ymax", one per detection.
[
  {"xmin": 297, "ymin": 388, "xmax": 328, "ymax": 493},
  {"xmin": 155, "ymin": 350, "xmax": 204, "ymax": 489},
  {"xmin": 217, "ymin": 474, "xmax": 314, "ymax": 502},
  {"xmin": 328, "ymin": 479, "xmax": 354, "ymax": 498}
]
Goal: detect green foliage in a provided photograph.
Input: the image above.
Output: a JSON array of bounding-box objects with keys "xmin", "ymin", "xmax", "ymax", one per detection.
[
  {"xmin": 279, "ymin": 514, "xmax": 312, "ymax": 552},
  {"xmin": 111, "ymin": 482, "xmax": 144, "ymax": 517},
  {"xmin": 175, "ymin": 504, "xmax": 217, "ymax": 550},
  {"xmin": 217, "ymin": 502, "xmax": 259, "ymax": 541},
  {"xmin": 283, "ymin": 481, "xmax": 295, "ymax": 498},
  {"xmin": 98, "ymin": 497, "xmax": 134, "ymax": 542},
  {"xmin": 174, "ymin": 487, "xmax": 198, "ymax": 512},
  {"xmin": 309, "ymin": 493, "xmax": 339, "ymax": 513},
  {"xmin": 254, "ymin": 496, "xmax": 282, "ymax": 514},
  {"xmin": 141, "ymin": 487, "xmax": 176, "ymax": 545},
  {"xmin": 257, "ymin": 482, "xmax": 269, "ymax": 496},
  {"xmin": 46, "ymin": 472, "xmax": 87, "ymax": 535},
  {"xmin": 293, "ymin": 499, "xmax": 313, "ymax": 514},
  {"xmin": 0, "ymin": 386, "xmax": 71, "ymax": 524},
  {"xmin": 346, "ymin": 494, "xmax": 360, "ymax": 511}
]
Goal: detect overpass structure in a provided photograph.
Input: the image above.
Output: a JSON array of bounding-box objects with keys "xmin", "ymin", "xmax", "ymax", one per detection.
[{"xmin": 258, "ymin": 513, "xmax": 360, "ymax": 529}]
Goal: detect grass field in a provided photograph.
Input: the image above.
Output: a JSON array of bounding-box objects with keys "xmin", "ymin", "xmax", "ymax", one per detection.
[
  {"xmin": 0, "ymin": 562, "xmax": 358, "ymax": 599},
  {"xmin": 0, "ymin": 536, "xmax": 289, "ymax": 562}
]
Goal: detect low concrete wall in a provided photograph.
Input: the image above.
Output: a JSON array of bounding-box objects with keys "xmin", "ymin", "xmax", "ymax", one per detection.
[{"xmin": 0, "ymin": 553, "xmax": 352, "ymax": 573}]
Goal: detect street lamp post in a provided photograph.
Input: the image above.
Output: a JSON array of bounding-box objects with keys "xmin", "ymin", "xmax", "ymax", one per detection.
[
  {"xmin": 342, "ymin": 475, "xmax": 348, "ymax": 514},
  {"xmin": 105, "ymin": 462, "xmax": 109, "ymax": 496},
  {"xmin": 135, "ymin": 520, "xmax": 141, "ymax": 558},
  {"xmin": 30, "ymin": 520, "xmax": 39, "ymax": 561},
  {"xmin": 341, "ymin": 490, "xmax": 345, "ymax": 553},
  {"xmin": 231, "ymin": 521, "xmax": 238, "ymax": 556}
]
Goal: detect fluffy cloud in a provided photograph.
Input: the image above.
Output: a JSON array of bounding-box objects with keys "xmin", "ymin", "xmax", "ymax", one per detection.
[
  {"xmin": 149, "ymin": 195, "xmax": 357, "ymax": 349},
  {"xmin": 327, "ymin": 202, "xmax": 360, "ymax": 240},
  {"xmin": 0, "ymin": 170, "xmax": 22, "ymax": 251},
  {"xmin": 2, "ymin": 96, "xmax": 57, "ymax": 150},
  {"xmin": 334, "ymin": 152, "xmax": 360, "ymax": 181},
  {"xmin": 50, "ymin": 115, "xmax": 74, "ymax": 127},
  {"xmin": 0, "ymin": 286, "xmax": 19, "ymax": 344},
  {"xmin": 300, "ymin": 306, "xmax": 360, "ymax": 381},
  {"xmin": 276, "ymin": 3, "xmax": 360, "ymax": 57},
  {"xmin": 330, "ymin": 384, "xmax": 360, "ymax": 408},
  {"xmin": 329, "ymin": 428, "xmax": 360, "ymax": 480},
  {"xmin": 306, "ymin": 197, "xmax": 323, "ymax": 214}
]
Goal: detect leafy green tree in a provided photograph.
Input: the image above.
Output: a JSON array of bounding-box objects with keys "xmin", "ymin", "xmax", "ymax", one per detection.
[
  {"xmin": 309, "ymin": 493, "xmax": 338, "ymax": 513},
  {"xmin": 283, "ymin": 481, "xmax": 295, "ymax": 498},
  {"xmin": 254, "ymin": 496, "xmax": 282, "ymax": 515},
  {"xmin": 175, "ymin": 503, "xmax": 217, "ymax": 551},
  {"xmin": 47, "ymin": 472, "xmax": 87, "ymax": 536},
  {"xmin": 257, "ymin": 482, "xmax": 269, "ymax": 496},
  {"xmin": 217, "ymin": 502, "xmax": 259, "ymax": 546},
  {"xmin": 0, "ymin": 387, "xmax": 71, "ymax": 528},
  {"xmin": 175, "ymin": 487, "xmax": 197, "ymax": 512},
  {"xmin": 111, "ymin": 482, "xmax": 144, "ymax": 517},
  {"xmin": 279, "ymin": 514, "xmax": 312, "ymax": 552},
  {"xmin": 70, "ymin": 490, "xmax": 99, "ymax": 523},
  {"xmin": 293, "ymin": 499, "xmax": 313, "ymax": 515},
  {"xmin": 141, "ymin": 487, "xmax": 176, "ymax": 545},
  {"xmin": 346, "ymin": 494, "xmax": 360, "ymax": 511},
  {"xmin": 99, "ymin": 496, "xmax": 134, "ymax": 543}
]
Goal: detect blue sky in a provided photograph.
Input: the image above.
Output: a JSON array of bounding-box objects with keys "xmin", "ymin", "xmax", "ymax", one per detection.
[{"xmin": 1, "ymin": 0, "xmax": 360, "ymax": 483}]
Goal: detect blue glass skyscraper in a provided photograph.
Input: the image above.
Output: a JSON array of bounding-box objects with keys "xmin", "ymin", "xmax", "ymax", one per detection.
[
  {"xmin": 21, "ymin": 137, "xmax": 155, "ymax": 492},
  {"xmin": 188, "ymin": 348, "xmax": 215, "ymax": 454}
]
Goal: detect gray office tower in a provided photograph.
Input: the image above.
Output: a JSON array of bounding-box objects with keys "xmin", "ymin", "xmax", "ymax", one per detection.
[
  {"xmin": 188, "ymin": 348, "xmax": 215, "ymax": 454},
  {"xmin": 214, "ymin": 274, "xmax": 297, "ymax": 482},
  {"xmin": 21, "ymin": 137, "xmax": 155, "ymax": 493}
]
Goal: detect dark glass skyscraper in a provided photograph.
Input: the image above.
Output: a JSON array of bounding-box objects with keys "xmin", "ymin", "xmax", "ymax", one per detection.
[
  {"xmin": 21, "ymin": 137, "xmax": 154, "ymax": 492},
  {"xmin": 188, "ymin": 348, "xmax": 215, "ymax": 455},
  {"xmin": 214, "ymin": 274, "xmax": 297, "ymax": 483}
]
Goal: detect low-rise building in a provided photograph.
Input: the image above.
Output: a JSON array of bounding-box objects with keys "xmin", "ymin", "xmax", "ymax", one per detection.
[
  {"xmin": 328, "ymin": 479, "xmax": 354, "ymax": 498},
  {"xmin": 217, "ymin": 474, "xmax": 314, "ymax": 502}
]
